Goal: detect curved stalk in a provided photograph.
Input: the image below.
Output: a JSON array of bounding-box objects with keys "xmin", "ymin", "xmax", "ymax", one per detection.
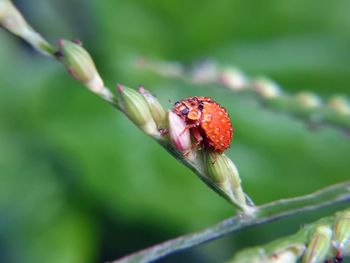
[
  {"xmin": 112, "ymin": 182, "xmax": 350, "ymax": 263},
  {"xmin": 136, "ymin": 58, "xmax": 350, "ymax": 133}
]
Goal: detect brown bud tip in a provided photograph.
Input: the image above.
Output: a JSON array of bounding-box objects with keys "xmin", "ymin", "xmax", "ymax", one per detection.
[
  {"xmin": 138, "ymin": 86, "xmax": 146, "ymax": 94},
  {"xmin": 57, "ymin": 39, "xmax": 64, "ymax": 47},
  {"xmin": 117, "ymin": 84, "xmax": 124, "ymax": 93},
  {"xmin": 54, "ymin": 50, "xmax": 64, "ymax": 59},
  {"xmin": 72, "ymin": 39, "xmax": 82, "ymax": 45}
]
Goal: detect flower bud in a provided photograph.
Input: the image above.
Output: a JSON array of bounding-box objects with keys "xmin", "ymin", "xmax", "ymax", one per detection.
[
  {"xmin": 190, "ymin": 61, "xmax": 218, "ymax": 84},
  {"xmin": 231, "ymin": 248, "xmax": 268, "ymax": 263},
  {"xmin": 117, "ymin": 84, "xmax": 159, "ymax": 137},
  {"xmin": 203, "ymin": 151, "xmax": 250, "ymax": 211},
  {"xmin": 155, "ymin": 60, "xmax": 183, "ymax": 78},
  {"xmin": 218, "ymin": 67, "xmax": 249, "ymax": 91},
  {"xmin": 137, "ymin": 58, "xmax": 183, "ymax": 78},
  {"xmin": 0, "ymin": 0, "xmax": 53, "ymax": 56},
  {"xmin": 168, "ymin": 111, "xmax": 192, "ymax": 153},
  {"xmin": 333, "ymin": 211, "xmax": 350, "ymax": 255},
  {"xmin": 0, "ymin": 0, "xmax": 10, "ymax": 22},
  {"xmin": 328, "ymin": 96, "xmax": 350, "ymax": 115},
  {"xmin": 302, "ymin": 226, "xmax": 332, "ymax": 263},
  {"xmin": 138, "ymin": 86, "xmax": 167, "ymax": 129},
  {"xmin": 252, "ymin": 77, "xmax": 281, "ymax": 99},
  {"xmin": 268, "ymin": 244, "xmax": 306, "ymax": 263},
  {"xmin": 57, "ymin": 39, "xmax": 108, "ymax": 95},
  {"xmin": 295, "ymin": 92, "xmax": 322, "ymax": 109}
]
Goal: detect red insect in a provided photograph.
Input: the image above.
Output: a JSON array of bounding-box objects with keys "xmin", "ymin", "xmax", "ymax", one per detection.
[{"xmin": 172, "ymin": 96, "xmax": 233, "ymax": 153}]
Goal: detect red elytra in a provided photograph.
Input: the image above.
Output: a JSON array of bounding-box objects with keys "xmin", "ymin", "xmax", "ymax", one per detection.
[{"xmin": 172, "ymin": 96, "xmax": 233, "ymax": 153}]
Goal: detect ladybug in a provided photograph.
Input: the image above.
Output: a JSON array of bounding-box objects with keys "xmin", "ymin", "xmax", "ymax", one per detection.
[{"xmin": 172, "ymin": 96, "xmax": 233, "ymax": 153}]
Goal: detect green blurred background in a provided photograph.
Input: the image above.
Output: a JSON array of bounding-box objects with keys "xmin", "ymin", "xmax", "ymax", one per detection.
[{"xmin": 0, "ymin": 0, "xmax": 349, "ymax": 262}]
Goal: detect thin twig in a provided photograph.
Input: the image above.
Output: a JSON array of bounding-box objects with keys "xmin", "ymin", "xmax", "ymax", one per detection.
[
  {"xmin": 136, "ymin": 58, "xmax": 350, "ymax": 134},
  {"xmin": 229, "ymin": 208, "xmax": 350, "ymax": 263},
  {"xmin": 112, "ymin": 181, "xmax": 350, "ymax": 263}
]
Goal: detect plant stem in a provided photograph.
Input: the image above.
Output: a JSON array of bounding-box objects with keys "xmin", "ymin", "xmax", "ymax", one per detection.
[
  {"xmin": 111, "ymin": 181, "xmax": 350, "ymax": 263},
  {"xmin": 136, "ymin": 58, "xmax": 350, "ymax": 134}
]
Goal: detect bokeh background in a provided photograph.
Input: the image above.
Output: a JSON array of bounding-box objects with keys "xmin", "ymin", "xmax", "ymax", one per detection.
[{"xmin": 0, "ymin": 0, "xmax": 349, "ymax": 262}]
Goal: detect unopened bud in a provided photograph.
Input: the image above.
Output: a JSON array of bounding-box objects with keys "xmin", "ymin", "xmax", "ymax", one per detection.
[
  {"xmin": 190, "ymin": 61, "xmax": 218, "ymax": 84},
  {"xmin": 0, "ymin": 0, "xmax": 10, "ymax": 21},
  {"xmin": 268, "ymin": 244, "xmax": 306, "ymax": 263},
  {"xmin": 218, "ymin": 67, "xmax": 249, "ymax": 91},
  {"xmin": 155, "ymin": 61, "xmax": 184, "ymax": 78},
  {"xmin": 252, "ymin": 77, "xmax": 281, "ymax": 99},
  {"xmin": 295, "ymin": 92, "xmax": 322, "ymax": 109},
  {"xmin": 0, "ymin": 0, "xmax": 53, "ymax": 56},
  {"xmin": 57, "ymin": 39, "xmax": 112, "ymax": 97},
  {"xmin": 204, "ymin": 151, "xmax": 252, "ymax": 212},
  {"xmin": 137, "ymin": 58, "xmax": 183, "ymax": 78},
  {"xmin": 230, "ymin": 248, "xmax": 268, "ymax": 263},
  {"xmin": 138, "ymin": 86, "xmax": 167, "ymax": 129},
  {"xmin": 117, "ymin": 84, "xmax": 159, "ymax": 137},
  {"xmin": 333, "ymin": 211, "xmax": 350, "ymax": 255},
  {"xmin": 328, "ymin": 96, "xmax": 350, "ymax": 115},
  {"xmin": 302, "ymin": 226, "xmax": 332, "ymax": 263},
  {"xmin": 168, "ymin": 111, "xmax": 192, "ymax": 153}
]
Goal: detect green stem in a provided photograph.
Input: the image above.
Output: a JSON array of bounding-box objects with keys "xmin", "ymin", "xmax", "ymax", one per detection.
[
  {"xmin": 157, "ymin": 139, "xmax": 252, "ymax": 210},
  {"xmin": 137, "ymin": 59, "xmax": 350, "ymax": 133},
  {"xmin": 230, "ymin": 209, "xmax": 350, "ymax": 262},
  {"xmin": 111, "ymin": 181, "xmax": 350, "ymax": 263},
  {"xmin": 0, "ymin": 0, "xmax": 55, "ymax": 57}
]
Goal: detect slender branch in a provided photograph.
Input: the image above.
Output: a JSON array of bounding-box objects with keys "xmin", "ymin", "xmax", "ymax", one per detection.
[
  {"xmin": 0, "ymin": 0, "xmax": 55, "ymax": 56},
  {"xmin": 112, "ymin": 181, "xmax": 350, "ymax": 263},
  {"xmin": 136, "ymin": 58, "xmax": 350, "ymax": 134},
  {"xmin": 229, "ymin": 208, "xmax": 350, "ymax": 263}
]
